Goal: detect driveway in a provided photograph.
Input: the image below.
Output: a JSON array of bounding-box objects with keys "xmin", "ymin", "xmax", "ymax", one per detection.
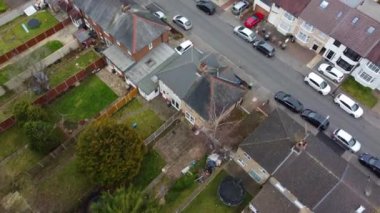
[{"xmin": 148, "ymin": 0, "xmax": 380, "ymax": 157}]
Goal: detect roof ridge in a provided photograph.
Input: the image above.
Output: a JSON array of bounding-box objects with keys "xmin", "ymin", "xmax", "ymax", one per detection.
[
  {"xmin": 134, "ymin": 12, "xmax": 171, "ymax": 29},
  {"xmin": 131, "ymin": 14, "xmax": 137, "ymax": 53}
]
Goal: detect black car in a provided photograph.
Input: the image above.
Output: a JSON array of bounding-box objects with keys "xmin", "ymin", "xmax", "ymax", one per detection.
[
  {"xmin": 196, "ymin": 1, "xmax": 216, "ymax": 15},
  {"xmin": 253, "ymin": 40, "xmax": 275, "ymax": 57},
  {"xmin": 359, "ymin": 153, "xmax": 380, "ymax": 177},
  {"xmin": 274, "ymin": 91, "xmax": 303, "ymax": 113},
  {"xmin": 301, "ymin": 109, "xmax": 330, "ymax": 130}
]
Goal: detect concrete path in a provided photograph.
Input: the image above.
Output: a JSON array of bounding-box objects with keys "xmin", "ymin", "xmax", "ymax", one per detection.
[{"xmin": 0, "ymin": 0, "xmax": 34, "ymax": 27}]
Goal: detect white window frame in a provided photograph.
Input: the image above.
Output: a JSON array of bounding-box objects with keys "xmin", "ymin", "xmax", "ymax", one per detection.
[
  {"xmin": 148, "ymin": 42, "xmax": 153, "ymax": 50},
  {"xmin": 283, "ymin": 12, "xmax": 295, "ymax": 22},
  {"xmin": 185, "ymin": 112, "xmax": 195, "ymax": 125},
  {"xmin": 301, "ymin": 21, "xmax": 314, "ymax": 33},
  {"xmin": 296, "ymin": 31, "xmax": 309, "ymax": 43},
  {"xmin": 278, "ymin": 21, "xmax": 291, "ymax": 33},
  {"xmin": 367, "ymin": 61, "xmax": 380, "ymax": 73},
  {"xmin": 359, "ymin": 71, "xmax": 373, "ymax": 83},
  {"xmin": 116, "ymin": 41, "xmax": 121, "ymax": 46}
]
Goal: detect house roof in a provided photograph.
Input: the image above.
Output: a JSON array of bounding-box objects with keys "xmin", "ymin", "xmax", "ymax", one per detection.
[
  {"xmin": 272, "ymin": 0, "xmax": 311, "ymax": 16},
  {"xmin": 158, "ymin": 48, "xmax": 204, "ymax": 99},
  {"xmin": 250, "ymin": 183, "xmax": 298, "ymax": 213},
  {"xmin": 366, "ymin": 42, "xmax": 380, "ymax": 65},
  {"xmin": 340, "ymin": 0, "xmax": 363, "ymax": 8},
  {"xmin": 300, "ymin": 0, "xmax": 351, "ymax": 34},
  {"xmin": 330, "ymin": 9, "xmax": 380, "ymax": 57},
  {"xmin": 103, "ymin": 45, "xmax": 135, "ymax": 72},
  {"xmin": 73, "ymin": 0, "xmax": 169, "ymax": 53},
  {"xmin": 357, "ymin": 0, "xmax": 380, "ymax": 22}
]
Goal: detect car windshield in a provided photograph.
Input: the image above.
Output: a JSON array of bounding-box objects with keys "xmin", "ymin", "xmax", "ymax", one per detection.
[
  {"xmin": 185, "ymin": 21, "xmax": 191, "ymax": 26},
  {"xmin": 320, "ymin": 81, "xmax": 327, "ymax": 88},
  {"xmin": 176, "ymin": 46, "xmax": 183, "ymax": 51},
  {"xmin": 352, "ymin": 104, "xmax": 359, "ymax": 111},
  {"xmin": 368, "ymin": 158, "xmax": 377, "ymax": 165},
  {"xmin": 347, "ymin": 138, "xmax": 356, "ymax": 146},
  {"xmin": 326, "ymin": 66, "xmax": 332, "ymax": 71},
  {"xmin": 308, "ymin": 112, "xmax": 316, "ymax": 118}
]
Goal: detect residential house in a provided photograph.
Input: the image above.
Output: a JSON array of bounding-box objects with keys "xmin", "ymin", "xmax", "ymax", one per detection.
[{"xmin": 158, "ymin": 49, "xmax": 246, "ymax": 127}]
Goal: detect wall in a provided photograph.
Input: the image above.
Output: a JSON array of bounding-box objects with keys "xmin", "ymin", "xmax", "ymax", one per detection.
[
  {"xmin": 268, "ymin": 6, "xmax": 298, "ymax": 36},
  {"xmin": 323, "ymin": 38, "xmax": 360, "ymax": 73},
  {"xmin": 0, "ymin": 18, "xmax": 72, "ymax": 65},
  {"xmin": 253, "ymin": 0, "xmax": 271, "ymax": 15},
  {"xmin": 159, "ymin": 80, "xmax": 182, "ymax": 110},
  {"xmin": 351, "ymin": 59, "xmax": 380, "ymax": 90},
  {"xmin": 292, "ymin": 18, "xmax": 330, "ymax": 53},
  {"xmin": 138, "ymin": 87, "xmax": 160, "ymax": 101}
]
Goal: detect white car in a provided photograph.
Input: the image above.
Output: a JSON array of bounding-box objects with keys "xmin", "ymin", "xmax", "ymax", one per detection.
[
  {"xmin": 332, "ymin": 129, "xmax": 361, "ymax": 153},
  {"xmin": 318, "ymin": 63, "xmax": 344, "ymax": 83},
  {"xmin": 173, "ymin": 15, "xmax": 192, "ymax": 30},
  {"xmin": 153, "ymin": 11, "xmax": 166, "ymax": 20},
  {"xmin": 233, "ymin": 26, "xmax": 256, "ymax": 43},
  {"xmin": 304, "ymin": 72, "xmax": 331, "ymax": 95},
  {"xmin": 175, "ymin": 40, "xmax": 193, "ymax": 55},
  {"xmin": 334, "ymin": 93, "xmax": 363, "ymax": 118}
]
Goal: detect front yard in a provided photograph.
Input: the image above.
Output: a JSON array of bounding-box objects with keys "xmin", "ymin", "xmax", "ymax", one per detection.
[
  {"xmin": 183, "ymin": 170, "xmax": 252, "ymax": 213},
  {"xmin": 341, "ymin": 76, "xmax": 378, "ymax": 108},
  {"xmin": 0, "ymin": 10, "xmax": 59, "ymax": 54}
]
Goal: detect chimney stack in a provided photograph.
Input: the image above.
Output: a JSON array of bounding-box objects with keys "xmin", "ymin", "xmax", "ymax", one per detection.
[
  {"xmin": 121, "ymin": 4, "xmax": 131, "ymax": 12},
  {"xmin": 198, "ymin": 62, "xmax": 208, "ymax": 73}
]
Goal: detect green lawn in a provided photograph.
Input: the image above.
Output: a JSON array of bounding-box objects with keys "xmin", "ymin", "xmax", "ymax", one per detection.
[
  {"xmin": 47, "ymin": 75, "xmax": 117, "ymax": 122},
  {"xmin": 0, "ymin": 10, "xmax": 59, "ymax": 54},
  {"xmin": 113, "ymin": 99, "xmax": 164, "ymax": 140},
  {"xmin": 132, "ymin": 150, "xmax": 165, "ymax": 189},
  {"xmin": 183, "ymin": 171, "xmax": 252, "ymax": 213},
  {"xmin": 47, "ymin": 49, "xmax": 101, "ymax": 87},
  {"xmin": 0, "ymin": 40, "xmax": 63, "ymax": 85},
  {"xmin": 341, "ymin": 76, "xmax": 378, "ymax": 108},
  {"xmin": 0, "ymin": 0, "xmax": 7, "ymax": 13},
  {"xmin": 0, "ymin": 126, "xmax": 29, "ymax": 160}
]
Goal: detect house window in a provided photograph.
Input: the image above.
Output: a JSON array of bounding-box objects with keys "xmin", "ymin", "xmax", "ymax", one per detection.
[
  {"xmin": 343, "ymin": 48, "xmax": 361, "ymax": 62},
  {"xmin": 116, "ymin": 41, "xmax": 121, "ymax": 46},
  {"xmin": 283, "ymin": 12, "xmax": 295, "ymax": 22},
  {"xmin": 148, "ymin": 43, "xmax": 153, "ymax": 50},
  {"xmin": 296, "ymin": 31, "xmax": 309, "ymax": 43},
  {"xmin": 337, "ymin": 57, "xmax": 354, "ymax": 71},
  {"xmin": 243, "ymin": 152, "xmax": 251, "ymax": 160},
  {"xmin": 171, "ymin": 99, "xmax": 179, "ymax": 110},
  {"xmin": 326, "ymin": 50, "xmax": 335, "ymax": 59},
  {"xmin": 320, "ymin": 0, "xmax": 329, "ymax": 9},
  {"xmin": 105, "ymin": 38, "xmax": 112, "ymax": 46},
  {"xmin": 185, "ymin": 112, "xmax": 195, "ymax": 124},
  {"xmin": 278, "ymin": 21, "xmax": 291, "ymax": 33},
  {"xmin": 367, "ymin": 26, "xmax": 375, "ymax": 34},
  {"xmin": 367, "ymin": 61, "xmax": 380, "ymax": 73},
  {"xmin": 237, "ymin": 158, "xmax": 246, "ymax": 167},
  {"xmin": 359, "ymin": 72, "xmax": 373, "ymax": 82},
  {"xmin": 333, "ymin": 40, "xmax": 341, "ymax": 47},
  {"xmin": 301, "ymin": 21, "xmax": 314, "ymax": 32}
]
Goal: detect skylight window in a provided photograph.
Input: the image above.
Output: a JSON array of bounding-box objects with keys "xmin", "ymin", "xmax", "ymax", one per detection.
[
  {"xmin": 352, "ymin": 17, "xmax": 359, "ymax": 25},
  {"xmin": 367, "ymin": 26, "xmax": 375, "ymax": 34},
  {"xmin": 320, "ymin": 0, "xmax": 329, "ymax": 9},
  {"xmin": 336, "ymin": 11, "xmax": 342, "ymax": 19}
]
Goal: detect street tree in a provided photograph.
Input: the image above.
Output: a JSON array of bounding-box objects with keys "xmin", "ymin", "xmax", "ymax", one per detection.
[
  {"xmin": 90, "ymin": 186, "xmax": 159, "ymax": 213},
  {"xmin": 76, "ymin": 119, "xmax": 145, "ymax": 186}
]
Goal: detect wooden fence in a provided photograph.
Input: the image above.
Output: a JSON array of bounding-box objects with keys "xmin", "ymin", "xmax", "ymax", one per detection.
[
  {"xmin": 0, "ymin": 57, "xmax": 106, "ymax": 133},
  {"xmin": 0, "ymin": 18, "xmax": 72, "ymax": 65},
  {"xmin": 144, "ymin": 112, "xmax": 180, "ymax": 146}
]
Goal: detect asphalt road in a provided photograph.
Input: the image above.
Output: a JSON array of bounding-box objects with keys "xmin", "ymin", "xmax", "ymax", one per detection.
[{"xmin": 151, "ymin": 0, "xmax": 380, "ymax": 157}]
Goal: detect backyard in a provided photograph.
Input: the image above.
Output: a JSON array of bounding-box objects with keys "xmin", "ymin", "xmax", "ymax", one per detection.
[
  {"xmin": 0, "ymin": 126, "xmax": 29, "ymax": 160},
  {"xmin": 0, "ymin": 0, "xmax": 7, "ymax": 13},
  {"xmin": 341, "ymin": 76, "xmax": 378, "ymax": 108},
  {"xmin": 0, "ymin": 40, "xmax": 63, "ymax": 85},
  {"xmin": 0, "ymin": 10, "xmax": 59, "ymax": 54},
  {"xmin": 183, "ymin": 170, "xmax": 252, "ymax": 213}
]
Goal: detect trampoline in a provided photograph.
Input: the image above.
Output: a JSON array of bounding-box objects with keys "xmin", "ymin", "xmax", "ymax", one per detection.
[
  {"xmin": 218, "ymin": 176, "xmax": 245, "ymax": 206},
  {"xmin": 27, "ymin": 18, "xmax": 41, "ymax": 29}
]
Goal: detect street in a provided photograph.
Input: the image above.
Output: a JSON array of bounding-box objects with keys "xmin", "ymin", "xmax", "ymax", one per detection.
[{"xmin": 150, "ymin": 0, "xmax": 380, "ymax": 157}]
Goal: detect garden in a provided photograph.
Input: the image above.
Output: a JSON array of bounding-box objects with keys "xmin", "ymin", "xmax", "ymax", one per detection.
[
  {"xmin": 341, "ymin": 76, "xmax": 378, "ymax": 108},
  {"xmin": 0, "ymin": 0, "xmax": 7, "ymax": 13},
  {"xmin": 0, "ymin": 10, "xmax": 59, "ymax": 54}
]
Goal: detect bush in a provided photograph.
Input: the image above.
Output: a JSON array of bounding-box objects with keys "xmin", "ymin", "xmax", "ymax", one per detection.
[
  {"xmin": 24, "ymin": 121, "xmax": 61, "ymax": 154},
  {"xmin": 165, "ymin": 174, "xmax": 196, "ymax": 203},
  {"xmin": 13, "ymin": 101, "xmax": 48, "ymax": 124}
]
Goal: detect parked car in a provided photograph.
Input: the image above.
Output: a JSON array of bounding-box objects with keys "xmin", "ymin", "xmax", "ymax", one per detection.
[
  {"xmin": 318, "ymin": 63, "xmax": 344, "ymax": 83},
  {"xmin": 173, "ymin": 15, "xmax": 192, "ymax": 30},
  {"xmin": 359, "ymin": 153, "xmax": 380, "ymax": 177},
  {"xmin": 301, "ymin": 109, "xmax": 330, "ymax": 130},
  {"xmin": 175, "ymin": 40, "xmax": 193, "ymax": 55},
  {"xmin": 304, "ymin": 72, "xmax": 331, "ymax": 95},
  {"xmin": 334, "ymin": 93, "xmax": 363, "ymax": 118},
  {"xmin": 196, "ymin": 0, "xmax": 216, "ymax": 15},
  {"xmin": 332, "ymin": 128, "xmax": 361, "ymax": 153},
  {"xmin": 233, "ymin": 26, "xmax": 256, "ymax": 42},
  {"xmin": 274, "ymin": 91, "xmax": 303, "ymax": 113},
  {"xmin": 153, "ymin": 11, "xmax": 166, "ymax": 20},
  {"xmin": 244, "ymin": 12, "xmax": 264, "ymax": 29},
  {"xmin": 253, "ymin": 40, "xmax": 275, "ymax": 57},
  {"xmin": 231, "ymin": 0, "xmax": 249, "ymax": 15}
]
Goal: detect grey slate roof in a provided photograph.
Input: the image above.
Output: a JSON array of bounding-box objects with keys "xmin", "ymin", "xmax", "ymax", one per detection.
[
  {"xmin": 103, "ymin": 45, "xmax": 135, "ymax": 72},
  {"xmin": 73, "ymin": 0, "xmax": 169, "ymax": 53},
  {"xmin": 158, "ymin": 48, "xmax": 204, "ymax": 99}
]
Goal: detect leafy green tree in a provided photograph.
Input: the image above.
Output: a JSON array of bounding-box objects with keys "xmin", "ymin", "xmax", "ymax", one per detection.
[
  {"xmin": 24, "ymin": 121, "xmax": 61, "ymax": 154},
  {"xmin": 77, "ymin": 119, "xmax": 145, "ymax": 186},
  {"xmin": 90, "ymin": 186, "xmax": 159, "ymax": 213},
  {"xmin": 13, "ymin": 101, "xmax": 48, "ymax": 124}
]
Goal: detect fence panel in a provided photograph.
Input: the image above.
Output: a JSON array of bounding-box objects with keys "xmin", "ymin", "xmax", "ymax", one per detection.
[{"xmin": 0, "ymin": 117, "xmax": 16, "ymax": 133}]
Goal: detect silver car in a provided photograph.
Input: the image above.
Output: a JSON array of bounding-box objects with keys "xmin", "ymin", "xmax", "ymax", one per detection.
[
  {"xmin": 173, "ymin": 15, "xmax": 192, "ymax": 30},
  {"xmin": 233, "ymin": 25, "xmax": 256, "ymax": 43}
]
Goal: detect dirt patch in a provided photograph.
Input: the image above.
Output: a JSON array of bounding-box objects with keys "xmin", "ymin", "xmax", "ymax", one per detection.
[{"xmin": 96, "ymin": 68, "xmax": 127, "ymax": 97}]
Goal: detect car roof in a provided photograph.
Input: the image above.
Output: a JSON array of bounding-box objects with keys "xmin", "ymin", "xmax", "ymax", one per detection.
[
  {"xmin": 338, "ymin": 94, "xmax": 356, "ymax": 106},
  {"xmin": 179, "ymin": 16, "xmax": 189, "ymax": 22},
  {"xmin": 336, "ymin": 129, "xmax": 353, "ymax": 142},
  {"xmin": 330, "ymin": 67, "xmax": 344, "ymax": 77},
  {"xmin": 241, "ymin": 27, "xmax": 253, "ymax": 35},
  {"xmin": 180, "ymin": 40, "xmax": 192, "ymax": 48},
  {"xmin": 259, "ymin": 41, "xmax": 274, "ymax": 50},
  {"xmin": 308, "ymin": 72, "xmax": 325, "ymax": 84},
  {"xmin": 234, "ymin": 1, "xmax": 247, "ymax": 8}
]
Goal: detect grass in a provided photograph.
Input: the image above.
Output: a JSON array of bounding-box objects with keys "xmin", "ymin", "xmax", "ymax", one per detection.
[
  {"xmin": 0, "ymin": 40, "xmax": 63, "ymax": 85},
  {"xmin": 0, "ymin": 0, "xmax": 7, "ymax": 13},
  {"xmin": 47, "ymin": 49, "xmax": 101, "ymax": 87},
  {"xmin": 0, "ymin": 126, "xmax": 29, "ymax": 160},
  {"xmin": 341, "ymin": 76, "xmax": 378, "ymax": 108},
  {"xmin": 0, "ymin": 10, "xmax": 59, "ymax": 54},
  {"xmin": 183, "ymin": 171, "xmax": 252, "ymax": 213},
  {"xmin": 131, "ymin": 150, "xmax": 165, "ymax": 189},
  {"xmin": 47, "ymin": 75, "xmax": 117, "ymax": 122},
  {"xmin": 0, "ymin": 90, "xmax": 35, "ymax": 122},
  {"xmin": 113, "ymin": 99, "xmax": 164, "ymax": 140}
]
